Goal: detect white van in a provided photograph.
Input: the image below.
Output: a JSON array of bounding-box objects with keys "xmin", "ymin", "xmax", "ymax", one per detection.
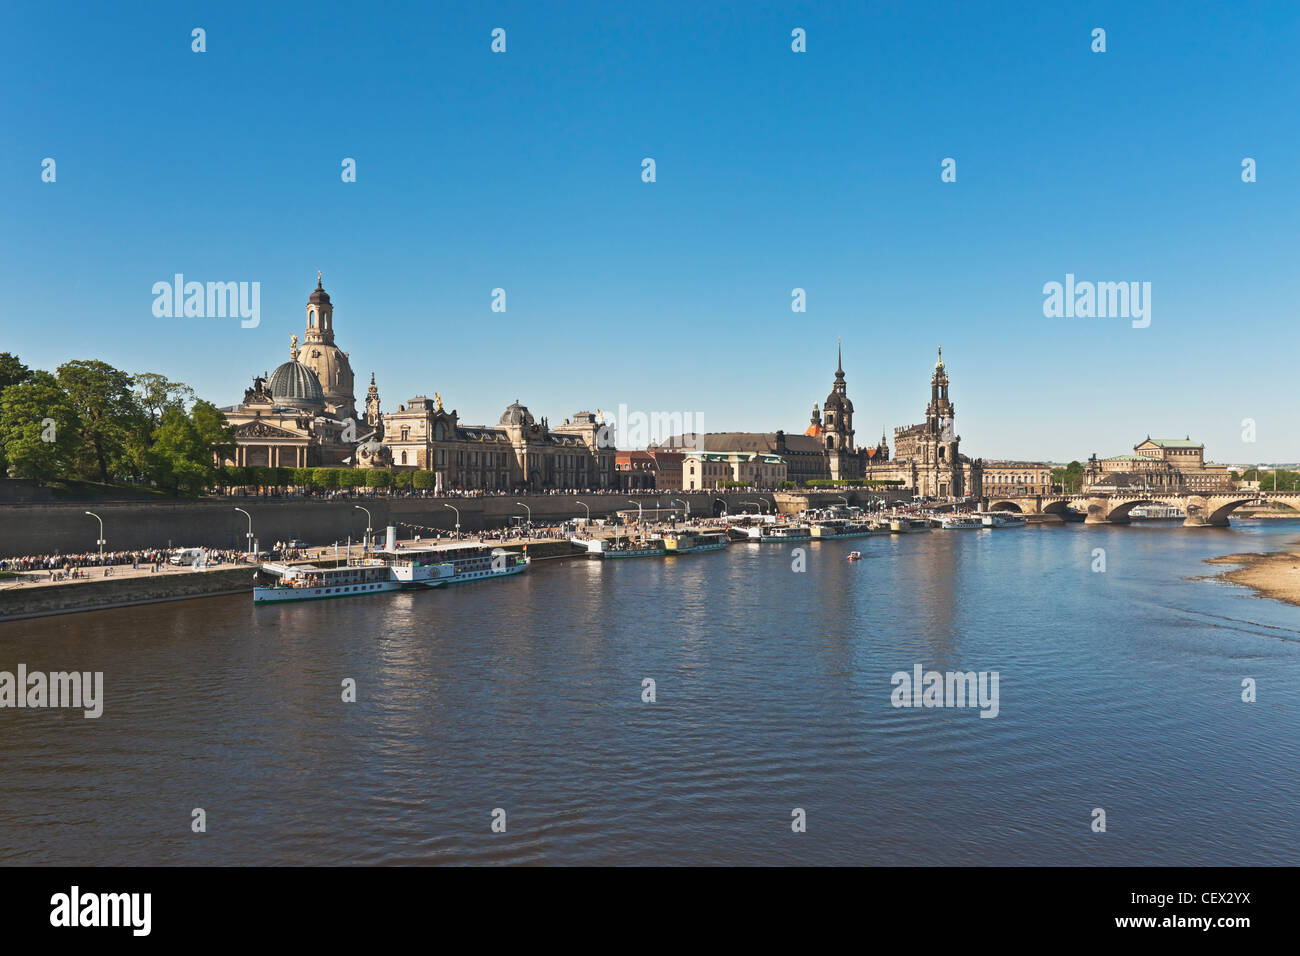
[{"xmin": 169, "ymin": 547, "xmax": 204, "ymax": 566}]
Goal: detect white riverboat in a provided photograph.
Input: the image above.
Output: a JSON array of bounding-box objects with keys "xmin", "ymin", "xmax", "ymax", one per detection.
[
  {"xmin": 810, "ymin": 519, "xmax": 884, "ymax": 539},
  {"xmin": 935, "ymin": 514, "xmax": 984, "ymax": 530},
  {"xmin": 387, "ymin": 543, "xmax": 531, "ymax": 584},
  {"xmin": 572, "ymin": 535, "xmax": 667, "ymax": 558},
  {"xmin": 1129, "ymin": 505, "xmax": 1185, "ymax": 521},
  {"xmin": 758, "ymin": 524, "xmax": 813, "ymax": 543},
  {"xmin": 253, "ymin": 541, "xmax": 530, "ymax": 604},
  {"xmin": 253, "ymin": 556, "xmax": 454, "ymax": 604},
  {"xmin": 980, "ymin": 511, "xmax": 1028, "ymax": 528}
]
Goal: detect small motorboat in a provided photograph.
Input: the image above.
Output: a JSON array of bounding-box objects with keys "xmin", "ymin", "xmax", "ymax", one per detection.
[{"xmin": 846, "ymin": 551, "xmax": 862, "ymax": 561}]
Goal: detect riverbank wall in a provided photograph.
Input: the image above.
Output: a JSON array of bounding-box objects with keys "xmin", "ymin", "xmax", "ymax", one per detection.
[
  {"xmin": 0, "ymin": 567, "xmax": 251, "ymax": 623},
  {"xmin": 0, "ymin": 492, "xmax": 783, "ymax": 558}
]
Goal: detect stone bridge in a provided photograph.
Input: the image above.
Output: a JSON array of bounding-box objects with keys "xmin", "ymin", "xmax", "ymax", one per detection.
[{"xmin": 982, "ymin": 491, "xmax": 1300, "ymax": 527}]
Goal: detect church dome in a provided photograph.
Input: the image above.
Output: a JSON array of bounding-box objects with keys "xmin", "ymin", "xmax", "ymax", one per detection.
[
  {"xmin": 499, "ymin": 400, "xmax": 534, "ymax": 426},
  {"xmin": 268, "ymin": 360, "xmax": 325, "ymax": 408}
]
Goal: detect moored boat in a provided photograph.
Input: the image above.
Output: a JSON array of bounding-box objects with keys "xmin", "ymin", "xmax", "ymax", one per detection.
[
  {"xmin": 253, "ymin": 555, "xmax": 453, "ymax": 604},
  {"xmin": 663, "ymin": 531, "xmax": 729, "ymax": 554},
  {"xmin": 980, "ymin": 511, "xmax": 1027, "ymax": 528},
  {"xmin": 758, "ymin": 524, "xmax": 813, "ymax": 543},
  {"xmin": 935, "ymin": 514, "xmax": 984, "ymax": 530},
  {"xmin": 889, "ymin": 516, "xmax": 931, "ymax": 533}
]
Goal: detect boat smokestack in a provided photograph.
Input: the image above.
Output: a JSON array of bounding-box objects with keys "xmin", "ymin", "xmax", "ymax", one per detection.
[{"xmin": 386, "ymin": 525, "xmax": 397, "ymax": 551}]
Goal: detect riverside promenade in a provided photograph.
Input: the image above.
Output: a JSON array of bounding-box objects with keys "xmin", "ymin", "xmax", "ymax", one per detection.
[{"xmin": 0, "ymin": 523, "xmax": 689, "ymax": 622}]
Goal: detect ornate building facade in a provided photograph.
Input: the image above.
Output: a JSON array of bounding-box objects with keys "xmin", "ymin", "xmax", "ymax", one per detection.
[
  {"xmin": 218, "ymin": 276, "xmax": 383, "ymax": 469},
  {"xmin": 381, "ymin": 398, "xmax": 617, "ymax": 491},
  {"xmin": 1084, "ymin": 437, "xmax": 1232, "ymax": 492}
]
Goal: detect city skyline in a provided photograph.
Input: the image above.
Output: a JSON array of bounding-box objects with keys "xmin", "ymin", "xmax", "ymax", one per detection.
[{"xmin": 3, "ymin": 1, "xmax": 1297, "ymax": 462}]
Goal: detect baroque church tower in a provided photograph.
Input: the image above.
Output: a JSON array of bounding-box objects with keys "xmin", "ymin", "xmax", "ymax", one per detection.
[
  {"xmin": 364, "ymin": 372, "xmax": 383, "ymax": 437},
  {"xmin": 926, "ymin": 345, "xmax": 963, "ymax": 496},
  {"xmin": 296, "ymin": 272, "xmax": 357, "ymax": 421},
  {"xmin": 823, "ymin": 341, "xmax": 861, "ymax": 480}
]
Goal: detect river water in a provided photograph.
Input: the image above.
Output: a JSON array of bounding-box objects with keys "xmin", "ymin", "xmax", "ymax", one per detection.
[{"xmin": 2, "ymin": 520, "xmax": 1297, "ymax": 865}]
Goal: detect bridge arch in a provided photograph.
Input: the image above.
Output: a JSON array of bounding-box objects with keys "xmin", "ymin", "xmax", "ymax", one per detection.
[
  {"xmin": 1206, "ymin": 497, "xmax": 1265, "ymax": 525},
  {"xmin": 1104, "ymin": 498, "xmax": 1183, "ymax": 523},
  {"xmin": 988, "ymin": 500, "xmax": 1024, "ymax": 513}
]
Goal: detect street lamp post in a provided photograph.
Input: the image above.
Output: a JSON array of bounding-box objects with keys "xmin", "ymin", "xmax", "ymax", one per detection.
[
  {"xmin": 515, "ymin": 502, "xmax": 532, "ymax": 527},
  {"xmin": 627, "ymin": 498, "xmax": 643, "ymax": 524},
  {"xmin": 84, "ymin": 511, "xmax": 105, "ymax": 561},
  {"xmin": 714, "ymin": 497, "xmax": 727, "ymax": 517},
  {"xmin": 836, "ymin": 495, "xmax": 849, "ymax": 506},
  {"xmin": 354, "ymin": 505, "xmax": 372, "ymax": 552},
  {"xmin": 672, "ymin": 498, "xmax": 688, "ymax": 521},
  {"xmin": 234, "ymin": 507, "xmax": 254, "ymax": 557},
  {"xmin": 576, "ymin": 500, "xmax": 591, "ymax": 522},
  {"xmin": 742, "ymin": 500, "xmax": 762, "ymax": 516},
  {"xmin": 443, "ymin": 503, "xmax": 461, "ymax": 538}
]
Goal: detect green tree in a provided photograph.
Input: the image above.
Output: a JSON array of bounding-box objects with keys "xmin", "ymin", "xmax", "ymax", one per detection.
[
  {"xmin": 1052, "ymin": 460, "xmax": 1085, "ymax": 493},
  {"xmin": 0, "ymin": 353, "xmax": 32, "ymax": 474},
  {"xmin": 392, "ymin": 470, "xmax": 412, "ymax": 489},
  {"xmin": 0, "ymin": 353, "xmax": 29, "ymax": 393},
  {"xmin": 365, "ymin": 469, "xmax": 392, "ymax": 489},
  {"xmin": 144, "ymin": 400, "xmax": 234, "ymax": 495},
  {"xmin": 133, "ymin": 373, "xmax": 195, "ymax": 427},
  {"xmin": 412, "ymin": 470, "xmax": 434, "ymax": 490},
  {"xmin": 56, "ymin": 360, "xmax": 143, "ymax": 482},
  {"xmin": 0, "ymin": 371, "xmax": 81, "ymax": 482},
  {"xmin": 293, "ymin": 467, "xmax": 314, "ymax": 489}
]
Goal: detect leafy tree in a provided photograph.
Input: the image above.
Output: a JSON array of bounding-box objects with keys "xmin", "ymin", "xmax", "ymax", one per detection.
[
  {"xmin": 392, "ymin": 470, "xmax": 412, "ymax": 489},
  {"xmin": 56, "ymin": 360, "xmax": 143, "ymax": 482},
  {"xmin": 1051, "ymin": 460, "xmax": 1085, "ymax": 493},
  {"xmin": 293, "ymin": 467, "xmax": 314, "ymax": 489},
  {"xmin": 0, "ymin": 353, "xmax": 29, "ymax": 393},
  {"xmin": 0, "ymin": 371, "xmax": 81, "ymax": 482},
  {"xmin": 412, "ymin": 470, "xmax": 434, "ymax": 490},
  {"xmin": 365, "ymin": 469, "xmax": 392, "ymax": 488},
  {"xmin": 133, "ymin": 373, "xmax": 195, "ymax": 427},
  {"xmin": 0, "ymin": 353, "xmax": 31, "ymax": 473},
  {"xmin": 146, "ymin": 401, "xmax": 234, "ymax": 495}
]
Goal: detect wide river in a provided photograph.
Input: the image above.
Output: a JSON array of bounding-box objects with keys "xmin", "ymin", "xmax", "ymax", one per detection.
[{"xmin": 2, "ymin": 520, "xmax": 1298, "ymax": 866}]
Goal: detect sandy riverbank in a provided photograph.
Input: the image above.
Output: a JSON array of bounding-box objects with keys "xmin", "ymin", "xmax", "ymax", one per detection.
[{"xmin": 1205, "ymin": 538, "xmax": 1300, "ymax": 607}]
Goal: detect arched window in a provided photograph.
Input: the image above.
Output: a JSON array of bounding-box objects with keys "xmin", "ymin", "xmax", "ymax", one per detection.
[{"xmin": 400, "ymin": 451, "xmax": 407, "ymax": 465}]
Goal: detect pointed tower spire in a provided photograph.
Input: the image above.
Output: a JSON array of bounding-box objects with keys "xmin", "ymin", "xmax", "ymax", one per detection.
[{"xmin": 837, "ymin": 337, "xmax": 844, "ymax": 375}]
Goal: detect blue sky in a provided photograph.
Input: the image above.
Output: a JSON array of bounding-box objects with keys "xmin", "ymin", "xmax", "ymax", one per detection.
[{"xmin": 1, "ymin": 1, "xmax": 1296, "ymax": 463}]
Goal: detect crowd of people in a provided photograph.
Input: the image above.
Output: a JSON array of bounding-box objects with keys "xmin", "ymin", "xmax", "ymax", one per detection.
[
  {"xmin": 213, "ymin": 485, "xmax": 778, "ymax": 500},
  {"xmin": 0, "ymin": 548, "xmax": 247, "ymax": 582}
]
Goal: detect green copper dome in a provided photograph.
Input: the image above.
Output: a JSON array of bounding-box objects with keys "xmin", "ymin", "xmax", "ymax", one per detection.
[{"xmin": 268, "ymin": 359, "xmax": 325, "ymax": 409}]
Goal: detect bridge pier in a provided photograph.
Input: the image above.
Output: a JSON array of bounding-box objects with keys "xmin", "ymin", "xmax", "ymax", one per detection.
[{"xmin": 1183, "ymin": 514, "xmax": 1229, "ymax": 528}]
